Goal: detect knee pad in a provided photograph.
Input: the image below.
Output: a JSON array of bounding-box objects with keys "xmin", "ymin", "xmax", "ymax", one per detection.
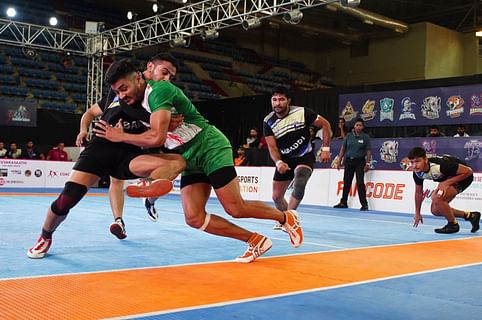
[
  {"xmin": 291, "ymin": 166, "xmax": 312, "ymax": 200},
  {"xmin": 199, "ymin": 213, "xmax": 211, "ymax": 231},
  {"xmin": 51, "ymin": 181, "xmax": 88, "ymax": 216}
]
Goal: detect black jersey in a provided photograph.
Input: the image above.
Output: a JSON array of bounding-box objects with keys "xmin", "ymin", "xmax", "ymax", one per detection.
[
  {"xmin": 91, "ymin": 89, "xmax": 151, "ymax": 146},
  {"xmin": 263, "ymin": 106, "xmax": 317, "ymax": 159},
  {"xmin": 413, "ymin": 155, "xmax": 467, "ymax": 185}
]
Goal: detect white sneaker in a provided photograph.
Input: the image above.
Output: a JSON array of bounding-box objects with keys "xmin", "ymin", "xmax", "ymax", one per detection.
[
  {"xmin": 27, "ymin": 235, "xmax": 52, "ymax": 259},
  {"xmin": 235, "ymin": 233, "xmax": 272, "ymax": 263},
  {"xmin": 144, "ymin": 198, "xmax": 158, "ymax": 222}
]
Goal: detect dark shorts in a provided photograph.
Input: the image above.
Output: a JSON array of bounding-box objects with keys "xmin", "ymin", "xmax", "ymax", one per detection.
[
  {"xmin": 73, "ymin": 142, "xmax": 145, "ymax": 180},
  {"xmin": 180, "ymin": 166, "xmax": 237, "ymax": 190},
  {"xmin": 453, "ymin": 174, "xmax": 473, "ymax": 193},
  {"xmin": 273, "ymin": 153, "xmax": 315, "ymax": 182}
]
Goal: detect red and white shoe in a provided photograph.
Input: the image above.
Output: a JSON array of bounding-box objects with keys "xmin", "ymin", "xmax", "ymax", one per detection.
[
  {"xmin": 283, "ymin": 210, "xmax": 303, "ymax": 248},
  {"xmin": 126, "ymin": 179, "xmax": 173, "ymax": 198},
  {"xmin": 27, "ymin": 235, "xmax": 52, "ymax": 259},
  {"xmin": 235, "ymin": 233, "xmax": 272, "ymax": 263},
  {"xmin": 109, "ymin": 219, "xmax": 127, "ymax": 240}
]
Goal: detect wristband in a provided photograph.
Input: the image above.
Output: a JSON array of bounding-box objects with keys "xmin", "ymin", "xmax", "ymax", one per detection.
[
  {"xmin": 321, "ymin": 147, "xmax": 330, "ymax": 152},
  {"xmin": 275, "ymin": 160, "xmax": 283, "ymax": 166}
]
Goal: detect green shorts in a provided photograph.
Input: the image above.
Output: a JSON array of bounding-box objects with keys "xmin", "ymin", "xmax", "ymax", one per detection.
[{"xmin": 180, "ymin": 125, "xmax": 234, "ymax": 177}]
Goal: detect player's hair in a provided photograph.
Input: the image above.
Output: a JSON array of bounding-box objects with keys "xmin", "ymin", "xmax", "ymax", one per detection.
[
  {"xmin": 271, "ymin": 85, "xmax": 291, "ymax": 99},
  {"xmin": 104, "ymin": 59, "xmax": 138, "ymax": 85},
  {"xmin": 354, "ymin": 118, "xmax": 364, "ymax": 125},
  {"xmin": 407, "ymin": 147, "xmax": 426, "ymax": 160},
  {"xmin": 148, "ymin": 53, "xmax": 179, "ymax": 70}
]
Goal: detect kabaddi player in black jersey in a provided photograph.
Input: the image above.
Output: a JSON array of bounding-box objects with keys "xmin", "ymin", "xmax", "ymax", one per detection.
[
  {"xmin": 27, "ymin": 89, "xmax": 185, "ymax": 259},
  {"xmin": 408, "ymin": 147, "xmax": 480, "ymax": 234}
]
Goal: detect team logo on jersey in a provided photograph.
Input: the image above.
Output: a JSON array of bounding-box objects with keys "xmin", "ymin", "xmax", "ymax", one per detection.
[
  {"xmin": 469, "ymin": 94, "xmax": 482, "ymax": 115},
  {"xmin": 399, "ymin": 97, "xmax": 416, "ymax": 120},
  {"xmin": 399, "ymin": 157, "xmax": 412, "ymax": 171},
  {"xmin": 360, "ymin": 99, "xmax": 376, "ymax": 121},
  {"xmin": 464, "ymin": 139, "xmax": 482, "ymax": 161},
  {"xmin": 379, "ymin": 98, "xmax": 394, "ymax": 122},
  {"xmin": 421, "ymin": 96, "xmax": 441, "ymax": 119},
  {"xmin": 340, "ymin": 101, "xmax": 358, "ymax": 122},
  {"xmin": 446, "ymin": 95, "xmax": 464, "ymax": 118},
  {"xmin": 380, "ymin": 140, "xmax": 398, "ymax": 163}
]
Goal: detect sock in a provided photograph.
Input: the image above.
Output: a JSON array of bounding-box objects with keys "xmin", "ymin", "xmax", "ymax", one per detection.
[
  {"xmin": 463, "ymin": 211, "xmax": 471, "ymax": 219},
  {"xmin": 280, "ymin": 213, "xmax": 287, "ymax": 225},
  {"xmin": 449, "ymin": 219, "xmax": 458, "ymax": 225},
  {"xmin": 42, "ymin": 228, "xmax": 53, "ymax": 239},
  {"xmin": 115, "ymin": 217, "xmax": 124, "ymax": 226}
]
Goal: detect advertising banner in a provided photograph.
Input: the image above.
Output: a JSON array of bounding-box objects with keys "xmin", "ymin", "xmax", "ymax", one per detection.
[
  {"xmin": 339, "ymin": 84, "xmax": 482, "ymax": 127},
  {"xmin": 0, "ymin": 159, "xmax": 46, "ymax": 187},
  {"xmin": 314, "ymin": 136, "xmax": 482, "ymax": 172},
  {"xmin": 0, "ymin": 99, "xmax": 37, "ymax": 127}
]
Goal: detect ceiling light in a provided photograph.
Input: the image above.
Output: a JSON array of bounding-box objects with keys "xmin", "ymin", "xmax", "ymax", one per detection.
[
  {"xmin": 127, "ymin": 11, "xmax": 138, "ymax": 21},
  {"xmin": 49, "ymin": 17, "xmax": 58, "ymax": 26},
  {"xmin": 6, "ymin": 7, "xmax": 16, "ymax": 18},
  {"xmin": 170, "ymin": 36, "xmax": 187, "ymax": 47},
  {"xmin": 476, "ymin": 31, "xmax": 482, "ymax": 37},
  {"xmin": 242, "ymin": 17, "xmax": 261, "ymax": 30},
  {"xmin": 283, "ymin": 9, "xmax": 303, "ymax": 25},
  {"xmin": 341, "ymin": 0, "xmax": 361, "ymax": 8},
  {"xmin": 201, "ymin": 28, "xmax": 219, "ymax": 40}
]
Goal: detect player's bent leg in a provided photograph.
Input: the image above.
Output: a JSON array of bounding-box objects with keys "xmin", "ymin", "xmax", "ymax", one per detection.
[
  {"xmin": 28, "ymin": 171, "xmax": 98, "ymax": 258},
  {"xmin": 288, "ymin": 165, "xmax": 313, "ymax": 210},
  {"xmin": 272, "ymin": 180, "xmax": 290, "ymax": 230},
  {"xmin": 431, "ymin": 187, "xmax": 460, "ymax": 234},
  {"xmin": 181, "ymin": 181, "xmax": 271, "ymax": 262},
  {"xmin": 212, "ymin": 167, "xmax": 303, "ymax": 248}
]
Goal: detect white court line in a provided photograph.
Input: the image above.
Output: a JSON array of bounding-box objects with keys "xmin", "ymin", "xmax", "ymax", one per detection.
[
  {"xmin": 102, "ymin": 261, "xmax": 482, "ymax": 320},
  {"xmin": 2, "ymin": 236, "xmax": 480, "ymax": 282}
]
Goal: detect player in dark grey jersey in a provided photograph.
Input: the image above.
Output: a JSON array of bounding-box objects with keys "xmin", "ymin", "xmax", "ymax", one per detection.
[{"xmin": 408, "ymin": 147, "xmax": 480, "ymax": 234}]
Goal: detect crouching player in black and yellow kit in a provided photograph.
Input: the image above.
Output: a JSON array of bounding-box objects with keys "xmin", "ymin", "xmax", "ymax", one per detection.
[{"xmin": 408, "ymin": 147, "xmax": 480, "ymax": 234}]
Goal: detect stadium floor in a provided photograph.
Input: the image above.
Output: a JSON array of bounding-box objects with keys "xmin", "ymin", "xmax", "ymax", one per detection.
[{"xmin": 1, "ymin": 188, "xmax": 481, "ymax": 320}]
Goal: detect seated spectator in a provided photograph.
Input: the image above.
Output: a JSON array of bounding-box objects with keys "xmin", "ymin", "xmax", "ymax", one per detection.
[
  {"xmin": 6, "ymin": 143, "xmax": 22, "ymax": 159},
  {"xmin": 258, "ymin": 136, "xmax": 268, "ymax": 149},
  {"xmin": 426, "ymin": 125, "xmax": 445, "ymax": 137},
  {"xmin": 47, "ymin": 142, "xmax": 69, "ymax": 161},
  {"xmin": 0, "ymin": 141, "xmax": 7, "ymax": 158},
  {"xmin": 21, "ymin": 140, "xmax": 40, "ymax": 159},
  {"xmin": 454, "ymin": 124, "xmax": 470, "ymax": 137},
  {"xmin": 234, "ymin": 146, "xmax": 248, "ymax": 166},
  {"xmin": 333, "ymin": 117, "xmax": 349, "ymax": 140},
  {"xmin": 38, "ymin": 152, "xmax": 46, "ymax": 160},
  {"xmin": 242, "ymin": 127, "xmax": 260, "ymax": 149}
]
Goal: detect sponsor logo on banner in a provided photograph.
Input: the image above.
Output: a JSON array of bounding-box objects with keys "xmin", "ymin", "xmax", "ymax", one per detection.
[
  {"xmin": 0, "ymin": 177, "xmax": 4, "ymax": 185},
  {"xmin": 380, "ymin": 140, "xmax": 398, "ymax": 163},
  {"xmin": 0, "ymin": 168, "xmax": 8, "ymax": 177},
  {"xmin": 47, "ymin": 170, "xmax": 69, "ymax": 178},
  {"xmin": 336, "ymin": 181, "xmax": 406, "ymax": 200},
  {"xmin": 421, "ymin": 96, "xmax": 441, "ymax": 119},
  {"xmin": 238, "ymin": 175, "xmax": 260, "ymax": 193},
  {"xmin": 446, "ymin": 95, "xmax": 464, "ymax": 118},
  {"xmin": 399, "ymin": 157, "xmax": 412, "ymax": 171},
  {"xmin": 7, "ymin": 105, "xmax": 32, "ymax": 123},
  {"xmin": 23, "ymin": 170, "xmax": 30, "ymax": 177},
  {"xmin": 464, "ymin": 139, "xmax": 482, "ymax": 161},
  {"xmin": 34, "ymin": 169, "xmax": 42, "ymax": 177},
  {"xmin": 340, "ymin": 101, "xmax": 358, "ymax": 122},
  {"xmin": 422, "ymin": 140, "xmax": 437, "ymax": 156},
  {"xmin": 379, "ymin": 98, "xmax": 394, "ymax": 121},
  {"xmin": 469, "ymin": 94, "xmax": 482, "ymax": 115},
  {"xmin": 361, "ymin": 99, "xmax": 376, "ymax": 121},
  {"xmin": 399, "ymin": 97, "xmax": 416, "ymax": 120}
]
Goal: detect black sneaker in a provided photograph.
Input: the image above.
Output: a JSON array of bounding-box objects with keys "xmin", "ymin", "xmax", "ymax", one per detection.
[
  {"xmin": 144, "ymin": 198, "xmax": 158, "ymax": 222},
  {"xmin": 334, "ymin": 203, "xmax": 348, "ymax": 208},
  {"xmin": 466, "ymin": 211, "xmax": 480, "ymax": 233},
  {"xmin": 360, "ymin": 206, "xmax": 369, "ymax": 211},
  {"xmin": 434, "ymin": 223, "xmax": 460, "ymax": 234},
  {"xmin": 110, "ymin": 218, "xmax": 127, "ymax": 239}
]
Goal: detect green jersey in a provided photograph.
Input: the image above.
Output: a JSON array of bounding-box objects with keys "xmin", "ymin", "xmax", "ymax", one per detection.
[{"xmin": 143, "ymin": 80, "xmax": 209, "ymax": 151}]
